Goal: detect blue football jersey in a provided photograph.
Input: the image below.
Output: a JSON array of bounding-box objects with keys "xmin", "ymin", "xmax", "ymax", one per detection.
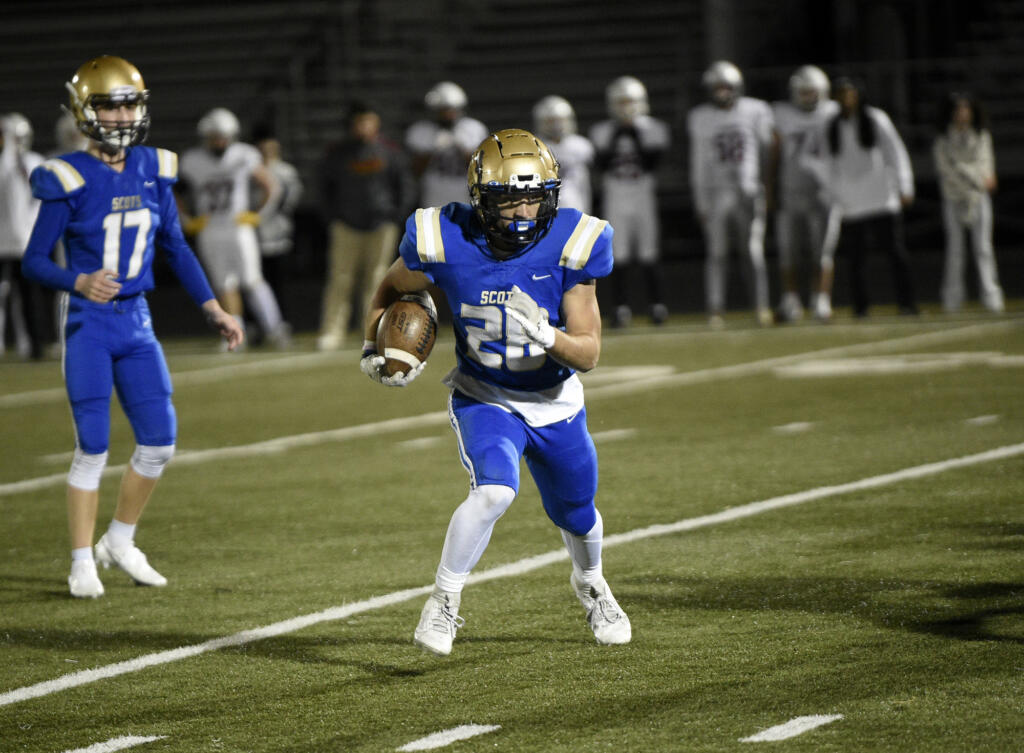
[
  {"xmin": 25, "ymin": 146, "xmax": 214, "ymax": 305},
  {"xmin": 399, "ymin": 203, "xmax": 614, "ymax": 392}
]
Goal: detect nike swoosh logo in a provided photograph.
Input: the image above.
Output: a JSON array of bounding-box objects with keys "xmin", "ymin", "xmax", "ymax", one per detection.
[
  {"xmin": 532, "ymin": 274, "xmax": 551, "ymax": 280},
  {"xmin": 144, "ymin": 181, "xmax": 155, "ymax": 187}
]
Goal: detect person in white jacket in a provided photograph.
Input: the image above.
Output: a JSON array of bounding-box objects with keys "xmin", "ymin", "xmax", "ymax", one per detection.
[
  {"xmin": 933, "ymin": 93, "xmax": 1004, "ymax": 313},
  {"xmin": 823, "ymin": 78, "xmax": 917, "ymax": 318}
]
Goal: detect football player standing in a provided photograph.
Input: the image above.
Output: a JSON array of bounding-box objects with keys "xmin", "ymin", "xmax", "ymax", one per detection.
[
  {"xmin": 21, "ymin": 56, "xmax": 243, "ymax": 598},
  {"xmin": 360, "ymin": 129, "xmax": 631, "ymax": 656},
  {"xmin": 589, "ymin": 76, "xmax": 671, "ymax": 327},
  {"xmin": 770, "ymin": 65, "xmax": 840, "ymax": 322},
  {"xmin": 405, "ymin": 82, "xmax": 488, "ymax": 208},
  {"xmin": 532, "ymin": 95, "xmax": 595, "ymax": 214},
  {"xmin": 687, "ymin": 61, "xmax": 775, "ymax": 327},
  {"xmin": 178, "ymin": 108, "xmax": 289, "ymax": 348}
]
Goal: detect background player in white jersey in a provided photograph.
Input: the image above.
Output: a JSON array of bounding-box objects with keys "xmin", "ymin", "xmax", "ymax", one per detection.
[
  {"xmin": 590, "ymin": 76, "xmax": 671, "ymax": 327},
  {"xmin": 405, "ymin": 81, "xmax": 488, "ymax": 208},
  {"xmin": 178, "ymin": 108, "xmax": 289, "ymax": 347},
  {"xmin": 360, "ymin": 129, "xmax": 630, "ymax": 656},
  {"xmin": 21, "ymin": 56, "xmax": 242, "ymax": 598},
  {"xmin": 770, "ymin": 65, "xmax": 840, "ymax": 322},
  {"xmin": 688, "ymin": 61, "xmax": 775, "ymax": 327},
  {"xmin": 0, "ymin": 113, "xmax": 45, "ymax": 358},
  {"xmin": 533, "ymin": 95, "xmax": 594, "ymax": 214}
]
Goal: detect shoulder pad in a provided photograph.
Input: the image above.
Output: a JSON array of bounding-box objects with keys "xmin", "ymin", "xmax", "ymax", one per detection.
[
  {"xmin": 412, "ymin": 206, "xmax": 446, "ymax": 264},
  {"xmin": 559, "ymin": 213, "xmax": 609, "ymax": 270},
  {"xmin": 156, "ymin": 148, "xmax": 178, "ymax": 180},
  {"xmin": 32, "ymin": 158, "xmax": 86, "ymax": 199}
]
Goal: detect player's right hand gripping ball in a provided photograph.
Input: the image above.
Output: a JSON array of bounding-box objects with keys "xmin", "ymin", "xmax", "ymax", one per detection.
[{"xmin": 376, "ymin": 292, "xmax": 438, "ymax": 382}]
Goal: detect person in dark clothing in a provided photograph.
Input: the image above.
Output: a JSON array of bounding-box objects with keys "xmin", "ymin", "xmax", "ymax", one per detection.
[{"xmin": 317, "ymin": 101, "xmax": 414, "ymax": 350}]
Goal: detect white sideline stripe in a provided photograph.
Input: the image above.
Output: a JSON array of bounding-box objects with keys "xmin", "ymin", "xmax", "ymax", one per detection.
[
  {"xmin": 583, "ymin": 320, "xmax": 1020, "ymax": 400},
  {"xmin": 60, "ymin": 735, "xmax": 167, "ymax": 753},
  {"xmin": 3, "ymin": 322, "xmax": 1013, "ymax": 499},
  {"xmin": 740, "ymin": 714, "xmax": 843, "ymax": 742},
  {"xmin": 396, "ymin": 724, "xmax": 501, "ymax": 751},
  {"xmin": 3, "ymin": 441, "xmax": 1023, "ymax": 709},
  {"xmin": 0, "ymin": 351, "xmax": 354, "ymax": 408}
]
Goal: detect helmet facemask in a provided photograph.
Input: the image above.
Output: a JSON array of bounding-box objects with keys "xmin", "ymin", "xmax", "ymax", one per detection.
[
  {"xmin": 65, "ymin": 56, "xmax": 150, "ymax": 156},
  {"xmin": 468, "ymin": 129, "xmax": 561, "ymax": 257},
  {"xmin": 474, "ymin": 178, "xmax": 560, "ymax": 254}
]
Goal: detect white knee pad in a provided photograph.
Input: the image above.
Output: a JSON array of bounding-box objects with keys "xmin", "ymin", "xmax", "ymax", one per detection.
[
  {"xmin": 68, "ymin": 449, "xmax": 108, "ymax": 491},
  {"xmin": 467, "ymin": 484, "xmax": 516, "ymax": 524},
  {"xmin": 130, "ymin": 444, "xmax": 176, "ymax": 479}
]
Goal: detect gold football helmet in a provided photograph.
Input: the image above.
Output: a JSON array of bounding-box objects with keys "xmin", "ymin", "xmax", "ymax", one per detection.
[
  {"xmin": 467, "ymin": 128, "xmax": 561, "ymax": 251},
  {"xmin": 65, "ymin": 55, "xmax": 150, "ymax": 152}
]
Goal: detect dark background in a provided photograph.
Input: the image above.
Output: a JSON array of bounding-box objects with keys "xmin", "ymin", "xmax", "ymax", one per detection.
[{"xmin": 4, "ymin": 0, "xmax": 1022, "ymax": 333}]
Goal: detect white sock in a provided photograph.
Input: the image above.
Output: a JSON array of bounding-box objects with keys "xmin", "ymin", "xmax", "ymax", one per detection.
[
  {"xmin": 106, "ymin": 519, "xmax": 136, "ymax": 548},
  {"xmin": 561, "ymin": 509, "xmax": 604, "ymax": 586},
  {"xmin": 246, "ymin": 280, "xmax": 283, "ymax": 334},
  {"xmin": 71, "ymin": 546, "xmax": 94, "ymax": 563}
]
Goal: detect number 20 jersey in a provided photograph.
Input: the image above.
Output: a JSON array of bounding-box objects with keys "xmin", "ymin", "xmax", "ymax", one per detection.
[{"xmin": 399, "ymin": 203, "xmax": 613, "ymax": 394}]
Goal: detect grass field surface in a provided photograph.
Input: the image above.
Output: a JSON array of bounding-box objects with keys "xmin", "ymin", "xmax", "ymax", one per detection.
[{"xmin": 1, "ymin": 306, "xmax": 1022, "ymax": 752}]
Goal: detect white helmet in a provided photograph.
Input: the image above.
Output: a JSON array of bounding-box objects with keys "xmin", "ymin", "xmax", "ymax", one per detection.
[
  {"xmin": 702, "ymin": 60, "xmax": 744, "ymax": 107},
  {"xmin": 197, "ymin": 107, "xmax": 240, "ymax": 141},
  {"xmin": 789, "ymin": 65, "xmax": 830, "ymax": 111},
  {"xmin": 2, "ymin": 112, "xmax": 33, "ymax": 153},
  {"xmin": 532, "ymin": 95, "xmax": 577, "ymax": 140},
  {"xmin": 55, "ymin": 111, "xmax": 88, "ymax": 152},
  {"xmin": 606, "ymin": 76, "xmax": 649, "ymax": 123},
  {"xmin": 425, "ymin": 81, "xmax": 467, "ymax": 112}
]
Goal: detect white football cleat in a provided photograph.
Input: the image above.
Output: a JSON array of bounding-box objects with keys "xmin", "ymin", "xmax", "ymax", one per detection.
[
  {"xmin": 68, "ymin": 559, "xmax": 104, "ymax": 599},
  {"xmin": 95, "ymin": 533, "xmax": 167, "ymax": 587},
  {"xmin": 414, "ymin": 590, "xmax": 464, "ymax": 656},
  {"xmin": 571, "ymin": 574, "xmax": 631, "ymax": 645}
]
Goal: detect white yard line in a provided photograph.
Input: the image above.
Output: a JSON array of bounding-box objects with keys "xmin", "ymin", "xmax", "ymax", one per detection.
[
  {"xmin": 5, "ymin": 321, "xmax": 1016, "ymax": 499},
  {"xmin": 60, "ymin": 736, "xmax": 166, "ymax": 753},
  {"xmin": 0, "ymin": 351, "xmax": 353, "ymax": 409},
  {"xmin": 396, "ymin": 724, "xmax": 501, "ymax": 751},
  {"xmin": 740, "ymin": 714, "xmax": 843, "ymax": 742},
  {"xmin": 2, "ymin": 440, "xmax": 1022, "ymax": 709}
]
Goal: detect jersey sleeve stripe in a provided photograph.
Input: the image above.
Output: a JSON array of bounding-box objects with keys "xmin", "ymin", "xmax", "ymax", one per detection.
[
  {"xmin": 157, "ymin": 149, "xmax": 178, "ymax": 178},
  {"xmin": 41, "ymin": 159, "xmax": 85, "ymax": 193},
  {"xmin": 415, "ymin": 207, "xmax": 445, "ymax": 263},
  {"xmin": 559, "ymin": 214, "xmax": 606, "ymax": 270}
]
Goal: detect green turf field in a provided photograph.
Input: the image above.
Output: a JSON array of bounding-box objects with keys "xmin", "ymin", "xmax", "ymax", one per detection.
[{"xmin": 2, "ymin": 307, "xmax": 1022, "ymax": 753}]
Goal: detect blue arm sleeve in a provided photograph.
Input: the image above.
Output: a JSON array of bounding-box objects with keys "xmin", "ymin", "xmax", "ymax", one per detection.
[
  {"xmin": 156, "ymin": 184, "xmax": 216, "ymax": 306},
  {"xmin": 21, "ymin": 200, "xmax": 80, "ymax": 292}
]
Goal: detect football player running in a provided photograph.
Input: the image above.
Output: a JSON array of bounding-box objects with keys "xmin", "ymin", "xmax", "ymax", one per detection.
[
  {"xmin": 688, "ymin": 61, "xmax": 775, "ymax": 327},
  {"xmin": 21, "ymin": 56, "xmax": 243, "ymax": 598},
  {"xmin": 770, "ymin": 66, "xmax": 840, "ymax": 322},
  {"xmin": 360, "ymin": 129, "xmax": 631, "ymax": 656}
]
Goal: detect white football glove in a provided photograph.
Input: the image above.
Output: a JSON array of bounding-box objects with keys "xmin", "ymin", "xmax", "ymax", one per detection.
[
  {"xmin": 505, "ymin": 285, "xmax": 556, "ymax": 349},
  {"xmin": 360, "ymin": 340, "xmax": 426, "ymax": 387}
]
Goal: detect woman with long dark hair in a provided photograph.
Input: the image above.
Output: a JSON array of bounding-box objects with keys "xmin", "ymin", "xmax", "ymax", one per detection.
[{"xmin": 825, "ymin": 78, "xmax": 917, "ymax": 317}]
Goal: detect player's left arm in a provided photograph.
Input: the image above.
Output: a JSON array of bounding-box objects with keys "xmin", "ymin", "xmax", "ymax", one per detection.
[
  {"xmin": 249, "ymin": 163, "xmax": 281, "ymax": 220},
  {"xmin": 507, "ymin": 279, "xmax": 601, "ymax": 372},
  {"xmin": 549, "ymin": 279, "xmax": 601, "ymax": 372}
]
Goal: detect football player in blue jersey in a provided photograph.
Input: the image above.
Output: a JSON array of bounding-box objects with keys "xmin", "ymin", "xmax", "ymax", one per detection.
[
  {"xmin": 21, "ymin": 56, "xmax": 244, "ymax": 598},
  {"xmin": 360, "ymin": 128, "xmax": 631, "ymax": 655}
]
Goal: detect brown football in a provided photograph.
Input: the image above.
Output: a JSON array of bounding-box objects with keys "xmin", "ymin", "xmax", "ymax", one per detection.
[{"xmin": 376, "ymin": 293, "xmax": 438, "ymax": 377}]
